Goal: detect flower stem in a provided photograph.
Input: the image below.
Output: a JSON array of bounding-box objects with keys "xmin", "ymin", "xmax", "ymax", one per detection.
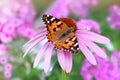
[{"xmin": 62, "ymin": 70, "xmax": 66, "ymax": 80}]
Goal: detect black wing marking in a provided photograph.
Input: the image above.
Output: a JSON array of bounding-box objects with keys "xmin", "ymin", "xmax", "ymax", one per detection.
[
  {"xmin": 42, "ymin": 14, "xmax": 64, "ymax": 33},
  {"xmin": 42, "ymin": 14, "xmax": 60, "ymax": 25},
  {"xmin": 69, "ymin": 37, "xmax": 79, "ymax": 54}
]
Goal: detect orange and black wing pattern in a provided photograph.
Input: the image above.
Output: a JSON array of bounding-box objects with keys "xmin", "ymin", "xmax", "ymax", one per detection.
[{"xmin": 42, "ymin": 14, "xmax": 79, "ymax": 54}]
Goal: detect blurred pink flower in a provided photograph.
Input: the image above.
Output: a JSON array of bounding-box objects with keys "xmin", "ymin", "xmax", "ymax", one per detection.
[
  {"xmin": 0, "ymin": 0, "xmax": 36, "ymax": 43},
  {"xmin": 5, "ymin": 63, "xmax": 12, "ymax": 71},
  {"xmin": 47, "ymin": 0, "xmax": 70, "ymax": 18},
  {"xmin": 0, "ymin": 55, "xmax": 13, "ymax": 79},
  {"xmin": 107, "ymin": 5, "xmax": 120, "ymax": 30},
  {"xmin": 0, "ymin": 33, "xmax": 13, "ymax": 43},
  {"xmin": 2, "ymin": 24, "xmax": 15, "ymax": 35},
  {"xmin": 82, "ymin": 0, "xmax": 98, "ymax": 7},
  {"xmin": 77, "ymin": 19, "xmax": 100, "ymax": 33},
  {"xmin": 23, "ymin": 16, "xmax": 109, "ymax": 73},
  {"xmin": 4, "ymin": 71, "xmax": 11, "ymax": 79},
  {"xmin": 0, "ymin": 56, "xmax": 7, "ymax": 64},
  {"xmin": 68, "ymin": 0, "xmax": 96, "ymax": 18},
  {"xmin": 0, "ymin": 44, "xmax": 8, "ymax": 55},
  {"xmin": 9, "ymin": 56, "xmax": 16, "ymax": 62},
  {"xmin": 17, "ymin": 27, "xmax": 36, "ymax": 39},
  {"xmin": 110, "ymin": 51, "xmax": 120, "ymax": 68},
  {"xmin": 47, "ymin": 0, "xmax": 98, "ymax": 18},
  {"xmin": 80, "ymin": 51, "xmax": 120, "ymax": 80}
]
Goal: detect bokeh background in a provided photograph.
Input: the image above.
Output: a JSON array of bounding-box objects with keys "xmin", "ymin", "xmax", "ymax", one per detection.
[{"xmin": 0, "ymin": 0, "xmax": 120, "ymax": 80}]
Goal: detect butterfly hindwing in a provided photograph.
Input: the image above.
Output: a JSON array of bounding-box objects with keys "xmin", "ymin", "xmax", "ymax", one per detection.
[{"xmin": 69, "ymin": 37, "xmax": 79, "ymax": 54}]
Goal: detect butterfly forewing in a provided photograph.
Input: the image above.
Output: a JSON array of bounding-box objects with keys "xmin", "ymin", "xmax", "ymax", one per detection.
[{"xmin": 42, "ymin": 14, "xmax": 60, "ymax": 26}]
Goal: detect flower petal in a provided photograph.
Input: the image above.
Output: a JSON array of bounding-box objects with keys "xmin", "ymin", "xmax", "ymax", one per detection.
[
  {"xmin": 57, "ymin": 50, "xmax": 66, "ymax": 71},
  {"xmin": 33, "ymin": 42, "xmax": 49, "ymax": 68},
  {"xmin": 36, "ymin": 26, "xmax": 46, "ymax": 30},
  {"xmin": 23, "ymin": 35, "xmax": 46, "ymax": 57},
  {"xmin": 76, "ymin": 30, "xmax": 110, "ymax": 44},
  {"xmin": 79, "ymin": 38, "xmax": 107, "ymax": 59},
  {"xmin": 78, "ymin": 39, "xmax": 97, "ymax": 65},
  {"xmin": 23, "ymin": 31, "xmax": 46, "ymax": 47},
  {"xmin": 44, "ymin": 44, "xmax": 54, "ymax": 73},
  {"xmin": 64, "ymin": 51, "xmax": 72, "ymax": 73}
]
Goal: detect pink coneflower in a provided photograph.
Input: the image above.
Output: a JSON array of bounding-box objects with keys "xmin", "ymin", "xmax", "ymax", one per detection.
[{"xmin": 23, "ymin": 14, "xmax": 110, "ymax": 73}]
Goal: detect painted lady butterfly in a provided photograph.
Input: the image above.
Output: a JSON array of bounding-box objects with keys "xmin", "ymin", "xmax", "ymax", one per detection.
[{"xmin": 42, "ymin": 14, "xmax": 79, "ymax": 54}]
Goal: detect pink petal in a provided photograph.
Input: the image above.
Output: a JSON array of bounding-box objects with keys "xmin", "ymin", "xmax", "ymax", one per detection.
[
  {"xmin": 44, "ymin": 44, "xmax": 54, "ymax": 73},
  {"xmin": 36, "ymin": 26, "xmax": 46, "ymax": 31},
  {"xmin": 23, "ymin": 31, "xmax": 46, "ymax": 47},
  {"xmin": 76, "ymin": 30, "xmax": 110, "ymax": 44},
  {"xmin": 33, "ymin": 42, "xmax": 49, "ymax": 68},
  {"xmin": 64, "ymin": 51, "xmax": 72, "ymax": 73},
  {"xmin": 79, "ymin": 38, "xmax": 107, "ymax": 59},
  {"xmin": 23, "ymin": 35, "xmax": 46, "ymax": 57},
  {"xmin": 57, "ymin": 50, "xmax": 66, "ymax": 71},
  {"xmin": 35, "ymin": 26, "xmax": 46, "ymax": 34},
  {"xmin": 78, "ymin": 40, "xmax": 97, "ymax": 65},
  {"xmin": 34, "ymin": 30, "xmax": 46, "ymax": 37}
]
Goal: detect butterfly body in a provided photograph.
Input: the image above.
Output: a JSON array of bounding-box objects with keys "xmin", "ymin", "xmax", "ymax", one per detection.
[{"xmin": 42, "ymin": 14, "xmax": 79, "ymax": 54}]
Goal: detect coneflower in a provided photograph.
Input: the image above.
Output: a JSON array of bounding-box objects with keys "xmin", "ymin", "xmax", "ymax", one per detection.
[{"xmin": 23, "ymin": 14, "xmax": 110, "ymax": 73}]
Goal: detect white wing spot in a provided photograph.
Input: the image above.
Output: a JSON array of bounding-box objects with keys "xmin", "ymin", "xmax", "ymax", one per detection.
[
  {"xmin": 74, "ymin": 43, "xmax": 78, "ymax": 47},
  {"xmin": 47, "ymin": 21, "xmax": 50, "ymax": 24},
  {"xmin": 47, "ymin": 15, "xmax": 50, "ymax": 17},
  {"xmin": 71, "ymin": 47, "xmax": 74, "ymax": 50},
  {"xmin": 51, "ymin": 17, "xmax": 55, "ymax": 21},
  {"xmin": 72, "ymin": 37, "xmax": 76, "ymax": 41},
  {"xmin": 57, "ymin": 21, "xmax": 62, "ymax": 25}
]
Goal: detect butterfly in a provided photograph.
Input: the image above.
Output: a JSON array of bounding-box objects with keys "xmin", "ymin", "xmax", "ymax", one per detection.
[{"xmin": 42, "ymin": 14, "xmax": 79, "ymax": 54}]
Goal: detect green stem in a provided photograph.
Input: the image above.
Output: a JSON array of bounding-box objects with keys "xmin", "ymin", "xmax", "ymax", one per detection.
[{"xmin": 62, "ymin": 70, "xmax": 66, "ymax": 80}]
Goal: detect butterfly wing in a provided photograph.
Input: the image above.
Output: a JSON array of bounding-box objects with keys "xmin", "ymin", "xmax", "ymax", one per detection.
[
  {"xmin": 42, "ymin": 14, "xmax": 65, "ymax": 42},
  {"xmin": 42, "ymin": 14, "xmax": 79, "ymax": 54}
]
